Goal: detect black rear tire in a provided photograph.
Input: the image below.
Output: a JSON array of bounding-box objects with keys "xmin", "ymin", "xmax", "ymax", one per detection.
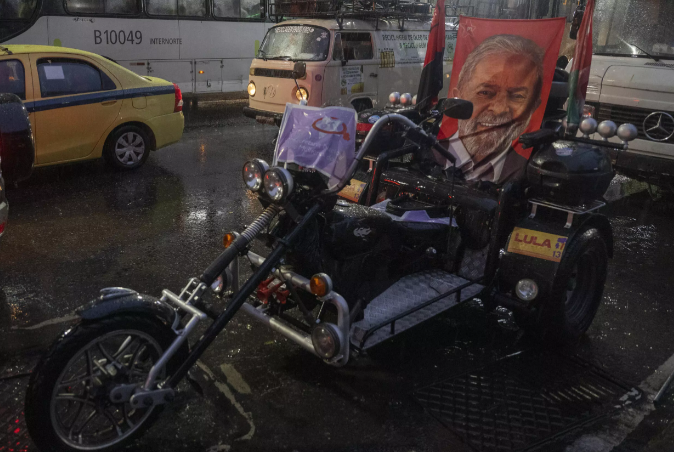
[
  {"xmin": 517, "ymin": 227, "xmax": 608, "ymax": 345},
  {"xmin": 26, "ymin": 315, "xmax": 179, "ymax": 452},
  {"xmin": 103, "ymin": 126, "xmax": 151, "ymax": 170}
]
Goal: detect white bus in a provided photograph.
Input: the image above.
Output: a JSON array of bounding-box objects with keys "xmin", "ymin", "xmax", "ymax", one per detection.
[{"xmin": 1, "ymin": 0, "xmax": 272, "ymax": 100}]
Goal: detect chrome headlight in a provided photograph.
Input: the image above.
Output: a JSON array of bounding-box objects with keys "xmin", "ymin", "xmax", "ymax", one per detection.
[
  {"xmin": 515, "ymin": 279, "xmax": 539, "ymax": 301},
  {"xmin": 263, "ymin": 167, "xmax": 294, "ymax": 203},
  {"xmin": 242, "ymin": 159, "xmax": 269, "ymax": 192}
]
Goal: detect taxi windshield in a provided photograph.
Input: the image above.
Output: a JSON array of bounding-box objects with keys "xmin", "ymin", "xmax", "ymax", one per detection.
[
  {"xmin": 258, "ymin": 25, "xmax": 330, "ymax": 61},
  {"xmin": 594, "ymin": 0, "xmax": 674, "ymax": 59}
]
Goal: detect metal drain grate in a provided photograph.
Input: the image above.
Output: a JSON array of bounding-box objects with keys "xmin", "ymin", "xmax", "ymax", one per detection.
[
  {"xmin": 0, "ymin": 374, "xmax": 31, "ymax": 452},
  {"xmin": 415, "ymin": 351, "xmax": 641, "ymax": 452}
]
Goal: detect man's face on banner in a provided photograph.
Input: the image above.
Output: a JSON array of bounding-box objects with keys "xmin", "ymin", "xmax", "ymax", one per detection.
[{"xmin": 454, "ymin": 53, "xmax": 540, "ymax": 164}]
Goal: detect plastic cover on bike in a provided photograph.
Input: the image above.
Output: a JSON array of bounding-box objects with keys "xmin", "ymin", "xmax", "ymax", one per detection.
[{"xmin": 274, "ymin": 103, "xmax": 356, "ymax": 189}]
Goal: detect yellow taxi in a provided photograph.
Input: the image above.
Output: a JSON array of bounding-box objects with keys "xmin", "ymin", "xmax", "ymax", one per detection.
[{"xmin": 0, "ymin": 45, "xmax": 184, "ymax": 170}]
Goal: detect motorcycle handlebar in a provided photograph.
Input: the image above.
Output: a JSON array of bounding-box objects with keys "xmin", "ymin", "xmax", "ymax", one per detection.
[{"xmin": 322, "ymin": 114, "xmax": 454, "ymax": 195}]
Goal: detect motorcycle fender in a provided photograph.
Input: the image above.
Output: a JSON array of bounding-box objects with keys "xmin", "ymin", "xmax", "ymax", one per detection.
[
  {"xmin": 76, "ymin": 288, "xmax": 177, "ymax": 328},
  {"xmin": 498, "ymin": 212, "xmax": 611, "ymax": 311}
]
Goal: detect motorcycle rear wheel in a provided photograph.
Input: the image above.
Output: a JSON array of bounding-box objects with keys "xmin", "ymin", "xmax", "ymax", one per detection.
[
  {"xmin": 26, "ymin": 315, "xmax": 179, "ymax": 452},
  {"xmin": 517, "ymin": 227, "xmax": 608, "ymax": 345}
]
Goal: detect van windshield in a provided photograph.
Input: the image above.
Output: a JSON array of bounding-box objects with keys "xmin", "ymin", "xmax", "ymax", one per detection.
[
  {"xmin": 594, "ymin": 0, "xmax": 674, "ymax": 59},
  {"xmin": 258, "ymin": 25, "xmax": 330, "ymax": 61}
]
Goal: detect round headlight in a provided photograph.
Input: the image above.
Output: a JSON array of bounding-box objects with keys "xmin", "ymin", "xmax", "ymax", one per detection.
[
  {"xmin": 311, "ymin": 323, "xmax": 341, "ymax": 359},
  {"xmin": 515, "ymin": 279, "xmax": 539, "ymax": 301},
  {"xmin": 242, "ymin": 159, "xmax": 268, "ymax": 192},
  {"xmin": 400, "ymin": 93, "xmax": 412, "ymax": 106},
  {"xmin": 247, "ymin": 81, "xmax": 256, "ymax": 97},
  {"xmin": 263, "ymin": 167, "xmax": 294, "ymax": 203},
  {"xmin": 295, "ymin": 87, "xmax": 309, "ymax": 101}
]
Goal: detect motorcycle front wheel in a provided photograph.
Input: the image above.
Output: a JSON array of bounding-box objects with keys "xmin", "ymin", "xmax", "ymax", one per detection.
[{"xmin": 26, "ymin": 315, "xmax": 180, "ymax": 452}]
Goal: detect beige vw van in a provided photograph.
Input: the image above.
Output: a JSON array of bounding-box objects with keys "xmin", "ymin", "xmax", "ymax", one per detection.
[{"xmin": 243, "ymin": 18, "xmax": 457, "ymax": 125}]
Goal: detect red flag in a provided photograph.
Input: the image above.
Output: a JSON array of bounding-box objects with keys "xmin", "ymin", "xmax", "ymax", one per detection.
[
  {"xmin": 416, "ymin": 0, "xmax": 445, "ymax": 111},
  {"xmin": 567, "ymin": 0, "xmax": 595, "ymax": 126}
]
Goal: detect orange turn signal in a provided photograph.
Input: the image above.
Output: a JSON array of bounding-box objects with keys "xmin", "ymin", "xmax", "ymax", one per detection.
[
  {"xmin": 223, "ymin": 232, "xmax": 236, "ymax": 248},
  {"xmin": 310, "ymin": 274, "xmax": 332, "ymax": 297}
]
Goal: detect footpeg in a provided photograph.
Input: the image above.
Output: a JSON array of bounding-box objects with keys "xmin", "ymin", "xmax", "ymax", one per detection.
[{"xmin": 129, "ymin": 388, "xmax": 175, "ymax": 408}]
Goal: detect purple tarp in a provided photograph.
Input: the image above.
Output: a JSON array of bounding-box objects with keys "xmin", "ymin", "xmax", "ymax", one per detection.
[{"xmin": 274, "ymin": 103, "xmax": 356, "ymax": 189}]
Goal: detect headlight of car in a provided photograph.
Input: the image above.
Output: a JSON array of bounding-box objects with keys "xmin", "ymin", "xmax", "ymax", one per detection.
[
  {"xmin": 263, "ymin": 168, "xmax": 294, "ymax": 203},
  {"xmin": 242, "ymin": 159, "xmax": 269, "ymax": 192},
  {"xmin": 295, "ymin": 87, "xmax": 309, "ymax": 101},
  {"xmin": 247, "ymin": 81, "xmax": 256, "ymax": 97}
]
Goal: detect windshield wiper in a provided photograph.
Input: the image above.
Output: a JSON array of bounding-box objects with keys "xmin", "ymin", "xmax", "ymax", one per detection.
[
  {"xmin": 619, "ymin": 36, "xmax": 660, "ymax": 62},
  {"xmin": 266, "ymin": 56, "xmax": 295, "ymax": 61}
]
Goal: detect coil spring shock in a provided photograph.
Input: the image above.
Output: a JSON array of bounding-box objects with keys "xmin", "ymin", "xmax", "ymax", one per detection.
[{"xmin": 240, "ymin": 205, "xmax": 281, "ymax": 242}]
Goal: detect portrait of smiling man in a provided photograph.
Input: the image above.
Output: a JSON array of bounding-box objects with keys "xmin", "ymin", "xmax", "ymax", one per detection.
[{"xmin": 440, "ymin": 34, "xmax": 546, "ymax": 184}]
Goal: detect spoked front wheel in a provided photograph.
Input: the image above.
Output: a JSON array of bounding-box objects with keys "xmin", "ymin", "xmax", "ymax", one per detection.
[{"xmin": 26, "ymin": 315, "xmax": 179, "ymax": 452}]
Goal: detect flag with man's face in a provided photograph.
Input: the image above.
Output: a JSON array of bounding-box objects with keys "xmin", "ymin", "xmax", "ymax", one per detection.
[
  {"xmin": 416, "ymin": 0, "xmax": 445, "ymax": 111},
  {"xmin": 567, "ymin": 0, "xmax": 595, "ymax": 127}
]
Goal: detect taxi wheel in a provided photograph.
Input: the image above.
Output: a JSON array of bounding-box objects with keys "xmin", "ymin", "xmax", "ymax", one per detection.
[{"xmin": 104, "ymin": 126, "xmax": 151, "ymax": 170}]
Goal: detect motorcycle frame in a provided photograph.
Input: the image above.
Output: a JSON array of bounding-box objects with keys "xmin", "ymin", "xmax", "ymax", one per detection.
[{"xmin": 148, "ymin": 114, "xmax": 436, "ymax": 391}]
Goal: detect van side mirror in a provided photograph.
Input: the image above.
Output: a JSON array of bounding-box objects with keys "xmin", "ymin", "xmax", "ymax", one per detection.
[
  {"xmin": 292, "ymin": 62, "xmax": 306, "ymax": 79},
  {"xmin": 439, "ymin": 98, "xmax": 473, "ymax": 120},
  {"xmin": 0, "ymin": 93, "xmax": 35, "ymax": 184},
  {"xmin": 259, "ymin": 0, "xmax": 265, "ymax": 19},
  {"xmin": 569, "ymin": 4, "xmax": 584, "ymax": 40}
]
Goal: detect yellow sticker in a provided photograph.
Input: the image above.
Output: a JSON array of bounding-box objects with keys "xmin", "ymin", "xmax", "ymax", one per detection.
[
  {"xmin": 338, "ymin": 179, "xmax": 367, "ymax": 202},
  {"xmin": 507, "ymin": 227, "xmax": 568, "ymax": 263}
]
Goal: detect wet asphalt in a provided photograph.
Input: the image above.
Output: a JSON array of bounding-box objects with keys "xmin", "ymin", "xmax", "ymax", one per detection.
[{"xmin": 1, "ymin": 100, "xmax": 674, "ymax": 452}]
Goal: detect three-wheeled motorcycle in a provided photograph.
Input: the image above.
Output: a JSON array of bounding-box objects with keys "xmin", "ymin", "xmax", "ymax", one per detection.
[{"xmin": 24, "ymin": 60, "xmax": 638, "ymax": 450}]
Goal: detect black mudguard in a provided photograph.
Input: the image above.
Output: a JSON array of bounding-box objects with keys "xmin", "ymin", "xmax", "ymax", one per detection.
[
  {"xmin": 77, "ymin": 288, "xmax": 177, "ymax": 328},
  {"xmin": 498, "ymin": 212, "xmax": 613, "ymax": 312}
]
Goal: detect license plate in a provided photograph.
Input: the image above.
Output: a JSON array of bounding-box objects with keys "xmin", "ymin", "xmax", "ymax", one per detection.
[
  {"xmin": 506, "ymin": 227, "xmax": 568, "ymax": 262},
  {"xmin": 338, "ymin": 179, "xmax": 367, "ymax": 202}
]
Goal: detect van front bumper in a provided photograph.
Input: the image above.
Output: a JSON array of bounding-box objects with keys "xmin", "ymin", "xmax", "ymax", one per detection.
[
  {"xmin": 610, "ymin": 149, "xmax": 674, "ymax": 183},
  {"xmin": 243, "ymin": 107, "xmax": 283, "ymax": 126}
]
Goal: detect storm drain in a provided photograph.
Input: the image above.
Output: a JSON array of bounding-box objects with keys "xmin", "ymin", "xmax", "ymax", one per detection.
[
  {"xmin": 415, "ymin": 351, "xmax": 641, "ymax": 451},
  {"xmin": 0, "ymin": 373, "xmax": 31, "ymax": 452}
]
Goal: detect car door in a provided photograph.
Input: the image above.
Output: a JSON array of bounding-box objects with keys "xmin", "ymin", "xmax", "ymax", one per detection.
[
  {"xmin": 0, "ymin": 53, "xmax": 35, "ymax": 133},
  {"xmin": 328, "ymin": 31, "xmax": 377, "ymax": 110},
  {"xmin": 29, "ymin": 54, "xmax": 122, "ymax": 165}
]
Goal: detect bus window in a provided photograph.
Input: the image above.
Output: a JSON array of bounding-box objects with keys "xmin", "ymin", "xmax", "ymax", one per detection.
[
  {"xmin": 0, "ymin": 0, "xmax": 37, "ymax": 18},
  {"xmin": 0, "ymin": 60, "xmax": 26, "ymax": 100},
  {"xmin": 147, "ymin": 0, "xmax": 177, "ymax": 15},
  {"xmin": 66, "ymin": 0, "xmax": 105, "ymax": 14},
  {"xmin": 106, "ymin": 0, "xmax": 140, "ymax": 14},
  {"xmin": 214, "ymin": 0, "xmax": 260, "ymax": 18},
  {"xmin": 178, "ymin": 0, "xmax": 207, "ymax": 16},
  {"xmin": 65, "ymin": 0, "xmax": 139, "ymax": 14}
]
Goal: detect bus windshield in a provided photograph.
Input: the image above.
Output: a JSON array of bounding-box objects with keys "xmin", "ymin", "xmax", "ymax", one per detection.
[
  {"xmin": 258, "ymin": 25, "xmax": 330, "ymax": 61},
  {"xmin": 594, "ymin": 0, "xmax": 674, "ymax": 59}
]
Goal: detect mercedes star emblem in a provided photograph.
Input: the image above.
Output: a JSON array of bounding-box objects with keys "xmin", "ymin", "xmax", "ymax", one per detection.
[{"xmin": 643, "ymin": 111, "xmax": 674, "ymax": 142}]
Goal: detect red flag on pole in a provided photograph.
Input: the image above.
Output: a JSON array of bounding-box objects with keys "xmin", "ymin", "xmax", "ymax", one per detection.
[
  {"xmin": 567, "ymin": 0, "xmax": 595, "ymax": 127},
  {"xmin": 416, "ymin": 0, "xmax": 445, "ymax": 111}
]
